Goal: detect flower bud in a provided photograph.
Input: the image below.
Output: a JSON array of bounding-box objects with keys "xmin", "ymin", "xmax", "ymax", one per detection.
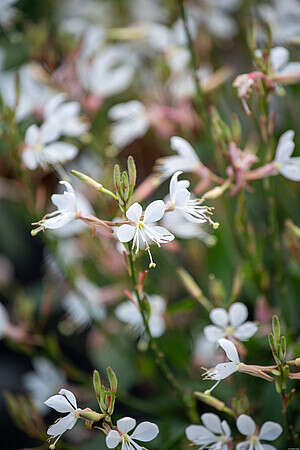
[
  {"xmin": 272, "ymin": 315, "xmax": 281, "ymax": 343},
  {"xmin": 194, "ymin": 392, "xmax": 235, "ymax": 418},
  {"xmin": 279, "ymin": 336, "xmax": 286, "ymax": 361},
  {"xmin": 127, "ymin": 155, "xmax": 137, "ymax": 197},
  {"xmin": 93, "ymin": 369, "xmax": 101, "ymax": 401},
  {"xmin": 114, "ymin": 164, "xmax": 121, "ymax": 194},
  {"xmin": 107, "ymin": 367, "xmax": 118, "ymax": 393},
  {"xmin": 122, "ymin": 171, "xmax": 130, "ymax": 202},
  {"xmin": 71, "ymin": 170, "xmax": 102, "ymax": 191}
]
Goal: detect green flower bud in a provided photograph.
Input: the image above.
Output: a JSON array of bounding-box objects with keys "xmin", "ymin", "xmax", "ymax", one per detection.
[
  {"xmin": 272, "ymin": 315, "xmax": 281, "ymax": 343},
  {"xmin": 127, "ymin": 155, "xmax": 137, "ymax": 197}
]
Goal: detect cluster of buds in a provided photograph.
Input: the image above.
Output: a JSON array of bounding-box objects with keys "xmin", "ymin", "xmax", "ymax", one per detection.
[
  {"xmin": 113, "ymin": 156, "xmax": 137, "ymax": 212},
  {"xmin": 93, "ymin": 367, "xmax": 118, "ymax": 420},
  {"xmin": 268, "ymin": 316, "xmax": 290, "ymax": 395}
]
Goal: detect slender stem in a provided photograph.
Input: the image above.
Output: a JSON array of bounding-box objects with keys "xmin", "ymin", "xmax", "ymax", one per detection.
[{"xmin": 127, "ymin": 248, "xmax": 199, "ymax": 423}]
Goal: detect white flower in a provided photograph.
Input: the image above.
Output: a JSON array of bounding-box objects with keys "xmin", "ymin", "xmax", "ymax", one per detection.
[
  {"xmin": 109, "ymin": 101, "xmax": 149, "ymax": 148},
  {"xmin": 117, "ymin": 200, "xmax": 174, "ymax": 268},
  {"xmin": 22, "ymin": 124, "xmax": 78, "ymax": 170},
  {"xmin": 258, "ymin": 0, "xmax": 300, "ymax": 44},
  {"xmin": 186, "ymin": 413, "xmax": 231, "ymax": 450},
  {"xmin": 274, "ymin": 130, "xmax": 300, "ymax": 181},
  {"xmin": 23, "ymin": 358, "xmax": 66, "ymax": 413},
  {"xmin": 256, "ymin": 46, "xmax": 300, "ymax": 80},
  {"xmin": 31, "ymin": 181, "xmax": 79, "ymax": 235},
  {"xmin": 43, "ymin": 93, "xmax": 88, "ymax": 138},
  {"xmin": 236, "ymin": 414, "xmax": 282, "ymax": 450},
  {"xmin": 156, "ymin": 136, "xmax": 200, "ymax": 178},
  {"xmin": 115, "ymin": 293, "xmax": 166, "ymax": 338},
  {"xmin": 233, "ymin": 74, "xmax": 254, "ymax": 99},
  {"xmin": 44, "ymin": 389, "xmax": 79, "ymax": 447},
  {"xmin": 204, "ymin": 302, "xmax": 258, "ymax": 343},
  {"xmin": 0, "ymin": 0, "xmax": 17, "ymax": 26},
  {"xmin": 106, "ymin": 416, "xmax": 159, "ymax": 450},
  {"xmin": 0, "ymin": 303, "xmax": 9, "ymax": 339},
  {"xmin": 168, "ymin": 171, "xmax": 218, "ymax": 227},
  {"xmin": 203, "ymin": 338, "xmax": 240, "ymax": 392}
]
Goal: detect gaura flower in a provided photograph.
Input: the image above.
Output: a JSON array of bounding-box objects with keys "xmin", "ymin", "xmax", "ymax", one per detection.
[
  {"xmin": 44, "ymin": 389, "xmax": 79, "ymax": 447},
  {"xmin": 236, "ymin": 414, "xmax": 282, "ymax": 450},
  {"xmin": 186, "ymin": 413, "xmax": 231, "ymax": 450},
  {"xmin": 106, "ymin": 416, "xmax": 159, "ymax": 450},
  {"xmin": 269, "ymin": 46, "xmax": 300, "ymax": 82},
  {"xmin": 115, "ymin": 293, "xmax": 166, "ymax": 338},
  {"xmin": 274, "ymin": 130, "xmax": 300, "ymax": 181},
  {"xmin": 22, "ymin": 124, "xmax": 78, "ymax": 170},
  {"xmin": 168, "ymin": 171, "xmax": 219, "ymax": 228},
  {"xmin": 109, "ymin": 100, "xmax": 149, "ymax": 148},
  {"xmin": 117, "ymin": 200, "xmax": 174, "ymax": 268},
  {"xmin": 204, "ymin": 302, "xmax": 258, "ymax": 343},
  {"xmin": 156, "ymin": 136, "xmax": 200, "ymax": 178},
  {"xmin": 31, "ymin": 181, "xmax": 79, "ymax": 235}
]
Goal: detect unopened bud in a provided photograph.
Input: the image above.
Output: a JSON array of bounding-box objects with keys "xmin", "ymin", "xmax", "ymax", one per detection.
[
  {"xmin": 279, "ymin": 336, "xmax": 286, "ymax": 361},
  {"xmin": 194, "ymin": 392, "xmax": 235, "ymax": 418},
  {"xmin": 272, "ymin": 315, "xmax": 281, "ymax": 343},
  {"xmin": 122, "ymin": 171, "xmax": 130, "ymax": 201},
  {"xmin": 93, "ymin": 369, "xmax": 101, "ymax": 400},
  {"xmin": 127, "ymin": 156, "xmax": 137, "ymax": 196},
  {"xmin": 203, "ymin": 181, "xmax": 230, "ymax": 200},
  {"xmin": 71, "ymin": 170, "xmax": 102, "ymax": 191},
  {"xmin": 107, "ymin": 367, "xmax": 118, "ymax": 393},
  {"xmin": 114, "ymin": 164, "xmax": 121, "ymax": 194}
]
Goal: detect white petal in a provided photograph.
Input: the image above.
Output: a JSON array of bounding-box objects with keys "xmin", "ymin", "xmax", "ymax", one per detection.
[
  {"xmin": 131, "ymin": 421, "xmax": 159, "ymax": 442},
  {"xmin": 109, "ymin": 101, "xmax": 144, "ymax": 120},
  {"xmin": 204, "ymin": 325, "xmax": 225, "ymax": 343},
  {"xmin": 40, "ymin": 120, "xmax": 61, "ymax": 143},
  {"xmin": 259, "ymin": 422, "xmax": 282, "ymax": 441},
  {"xmin": 148, "ymin": 314, "xmax": 165, "ymax": 337},
  {"xmin": 117, "ymin": 417, "xmax": 136, "ymax": 434},
  {"xmin": 201, "ymin": 413, "xmax": 222, "ymax": 434},
  {"xmin": 44, "ymin": 394, "xmax": 74, "ymax": 413},
  {"xmin": 261, "ymin": 446, "xmax": 276, "ymax": 450},
  {"xmin": 58, "ymin": 389, "xmax": 77, "ymax": 409},
  {"xmin": 185, "ymin": 425, "xmax": 217, "ymax": 445},
  {"xmin": 174, "ymin": 189, "xmax": 190, "ymax": 207},
  {"xmin": 144, "ymin": 200, "xmax": 165, "ymax": 223},
  {"xmin": 236, "ymin": 415, "xmax": 256, "ymax": 436},
  {"xmin": 280, "ymin": 161, "xmax": 300, "ymax": 181},
  {"xmin": 44, "ymin": 93, "xmax": 67, "ymax": 118},
  {"xmin": 211, "ymin": 362, "xmax": 238, "ymax": 380},
  {"xmin": 234, "ymin": 322, "xmax": 258, "ymax": 341},
  {"xmin": 25, "ymin": 124, "xmax": 40, "ymax": 146},
  {"xmin": 169, "ymin": 171, "xmax": 182, "ymax": 202},
  {"xmin": 279, "ymin": 61, "xmax": 300, "ymax": 76},
  {"xmin": 43, "ymin": 142, "xmax": 78, "ymax": 164},
  {"xmin": 106, "ymin": 430, "xmax": 122, "ymax": 448},
  {"xmin": 22, "ymin": 148, "xmax": 39, "ymax": 170},
  {"xmin": 229, "ymin": 302, "xmax": 248, "ymax": 327},
  {"xmin": 147, "ymin": 225, "xmax": 175, "ymax": 243},
  {"xmin": 0, "ymin": 303, "xmax": 9, "ymax": 337},
  {"xmin": 236, "ymin": 443, "xmax": 249, "ymax": 450},
  {"xmin": 270, "ymin": 46, "xmax": 289, "ymax": 72},
  {"xmin": 218, "ymin": 338, "xmax": 239, "ymax": 363},
  {"xmin": 44, "ymin": 212, "xmax": 75, "ymax": 230},
  {"xmin": 210, "ymin": 308, "xmax": 228, "ymax": 328},
  {"xmin": 115, "ymin": 301, "xmax": 142, "ymax": 326},
  {"xmin": 117, "ymin": 224, "xmax": 136, "ymax": 243},
  {"xmin": 47, "ymin": 412, "xmax": 77, "ymax": 437},
  {"xmin": 126, "ymin": 202, "xmax": 142, "ymax": 222},
  {"xmin": 221, "ymin": 420, "xmax": 231, "ymax": 438},
  {"xmin": 275, "ymin": 130, "xmax": 295, "ymax": 162},
  {"xmin": 170, "ymin": 136, "xmax": 199, "ymax": 162}
]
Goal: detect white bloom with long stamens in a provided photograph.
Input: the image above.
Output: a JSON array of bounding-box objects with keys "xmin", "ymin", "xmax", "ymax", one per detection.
[
  {"xmin": 156, "ymin": 136, "xmax": 200, "ymax": 178},
  {"xmin": 236, "ymin": 414, "xmax": 282, "ymax": 450},
  {"xmin": 186, "ymin": 413, "xmax": 231, "ymax": 450},
  {"xmin": 106, "ymin": 416, "xmax": 159, "ymax": 450},
  {"xmin": 22, "ymin": 124, "xmax": 78, "ymax": 170},
  {"xmin": 274, "ymin": 130, "xmax": 300, "ymax": 181},
  {"xmin": 203, "ymin": 338, "xmax": 240, "ymax": 392},
  {"xmin": 204, "ymin": 302, "xmax": 258, "ymax": 343},
  {"xmin": 31, "ymin": 181, "xmax": 79, "ymax": 235},
  {"xmin": 117, "ymin": 200, "xmax": 174, "ymax": 268},
  {"xmin": 44, "ymin": 389, "xmax": 79, "ymax": 447},
  {"xmin": 168, "ymin": 171, "xmax": 218, "ymax": 228},
  {"xmin": 115, "ymin": 293, "xmax": 166, "ymax": 338}
]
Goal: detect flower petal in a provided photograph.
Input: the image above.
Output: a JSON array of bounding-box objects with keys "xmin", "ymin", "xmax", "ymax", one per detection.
[
  {"xmin": 270, "ymin": 46, "xmax": 289, "ymax": 72},
  {"xmin": 201, "ymin": 413, "xmax": 222, "ymax": 434},
  {"xmin": 144, "ymin": 200, "xmax": 165, "ymax": 223},
  {"xmin": 185, "ymin": 425, "xmax": 217, "ymax": 445},
  {"xmin": 58, "ymin": 389, "xmax": 77, "ymax": 409},
  {"xmin": 148, "ymin": 314, "xmax": 165, "ymax": 337},
  {"xmin": 236, "ymin": 414, "xmax": 256, "ymax": 436},
  {"xmin": 221, "ymin": 420, "xmax": 231, "ymax": 438},
  {"xmin": 43, "ymin": 142, "xmax": 78, "ymax": 164},
  {"xmin": 170, "ymin": 136, "xmax": 198, "ymax": 162},
  {"xmin": 47, "ymin": 412, "xmax": 77, "ymax": 437},
  {"xmin": 234, "ymin": 322, "xmax": 258, "ymax": 341},
  {"xmin": 25, "ymin": 124, "xmax": 40, "ymax": 146},
  {"xmin": 147, "ymin": 225, "xmax": 175, "ymax": 243},
  {"xmin": 259, "ymin": 422, "xmax": 282, "ymax": 441},
  {"xmin": 218, "ymin": 338, "xmax": 239, "ymax": 363},
  {"xmin": 210, "ymin": 362, "xmax": 238, "ymax": 380},
  {"xmin": 229, "ymin": 302, "xmax": 248, "ymax": 327},
  {"xmin": 44, "ymin": 394, "xmax": 74, "ymax": 413},
  {"xmin": 204, "ymin": 325, "xmax": 225, "ymax": 343},
  {"xmin": 106, "ymin": 430, "xmax": 122, "ymax": 448},
  {"xmin": 115, "ymin": 301, "xmax": 142, "ymax": 326},
  {"xmin": 22, "ymin": 148, "xmax": 40, "ymax": 170},
  {"xmin": 169, "ymin": 171, "xmax": 182, "ymax": 202},
  {"xmin": 117, "ymin": 224, "xmax": 136, "ymax": 243},
  {"xmin": 261, "ymin": 446, "xmax": 276, "ymax": 450},
  {"xmin": 126, "ymin": 203, "xmax": 142, "ymax": 222},
  {"xmin": 280, "ymin": 160, "xmax": 300, "ymax": 181},
  {"xmin": 275, "ymin": 130, "xmax": 295, "ymax": 162},
  {"xmin": 131, "ymin": 421, "xmax": 159, "ymax": 442},
  {"xmin": 210, "ymin": 308, "xmax": 228, "ymax": 328},
  {"xmin": 117, "ymin": 417, "xmax": 136, "ymax": 434}
]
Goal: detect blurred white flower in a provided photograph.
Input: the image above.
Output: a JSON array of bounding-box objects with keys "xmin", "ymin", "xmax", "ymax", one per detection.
[
  {"xmin": 193, "ymin": 336, "xmax": 218, "ymax": 367},
  {"xmin": 186, "ymin": 413, "xmax": 231, "ymax": 450},
  {"xmin": 106, "ymin": 417, "xmax": 159, "ymax": 450},
  {"xmin": 236, "ymin": 414, "xmax": 282, "ymax": 450},
  {"xmin": 274, "ymin": 130, "xmax": 300, "ymax": 181},
  {"xmin": 258, "ymin": 0, "xmax": 300, "ymax": 44},
  {"xmin": 156, "ymin": 136, "xmax": 200, "ymax": 179},
  {"xmin": 44, "ymin": 389, "xmax": 79, "ymax": 447},
  {"xmin": 117, "ymin": 201, "xmax": 174, "ymax": 268},
  {"xmin": 31, "ymin": 181, "xmax": 79, "ymax": 235},
  {"xmin": 204, "ymin": 302, "xmax": 258, "ymax": 343},
  {"xmin": 0, "ymin": 303, "xmax": 9, "ymax": 339},
  {"xmin": 256, "ymin": 46, "xmax": 300, "ymax": 80},
  {"xmin": 22, "ymin": 124, "xmax": 78, "ymax": 170},
  {"xmin": 23, "ymin": 358, "xmax": 66, "ymax": 413},
  {"xmin": 0, "ymin": 0, "xmax": 17, "ymax": 26},
  {"xmin": 115, "ymin": 293, "xmax": 166, "ymax": 338},
  {"xmin": 204, "ymin": 338, "xmax": 240, "ymax": 391},
  {"xmin": 109, "ymin": 100, "xmax": 149, "ymax": 148}
]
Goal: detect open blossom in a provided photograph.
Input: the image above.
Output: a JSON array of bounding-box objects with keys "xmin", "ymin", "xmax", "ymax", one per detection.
[
  {"xmin": 109, "ymin": 100, "xmax": 149, "ymax": 148},
  {"xmin": 31, "ymin": 181, "xmax": 79, "ymax": 235},
  {"xmin": 236, "ymin": 414, "xmax": 282, "ymax": 450},
  {"xmin": 44, "ymin": 389, "xmax": 79, "ymax": 447},
  {"xmin": 22, "ymin": 124, "xmax": 78, "ymax": 170},
  {"xmin": 269, "ymin": 46, "xmax": 300, "ymax": 81},
  {"xmin": 115, "ymin": 293, "xmax": 166, "ymax": 338},
  {"xmin": 274, "ymin": 130, "xmax": 300, "ymax": 181},
  {"xmin": 168, "ymin": 171, "xmax": 218, "ymax": 228},
  {"xmin": 156, "ymin": 136, "xmax": 200, "ymax": 178},
  {"xmin": 117, "ymin": 201, "xmax": 174, "ymax": 268},
  {"xmin": 186, "ymin": 413, "xmax": 231, "ymax": 450},
  {"xmin": 204, "ymin": 302, "xmax": 258, "ymax": 343},
  {"xmin": 106, "ymin": 417, "xmax": 159, "ymax": 450}
]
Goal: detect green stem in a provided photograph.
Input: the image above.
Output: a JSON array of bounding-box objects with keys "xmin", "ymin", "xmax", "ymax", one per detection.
[{"xmin": 127, "ymin": 249, "xmax": 199, "ymax": 423}]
